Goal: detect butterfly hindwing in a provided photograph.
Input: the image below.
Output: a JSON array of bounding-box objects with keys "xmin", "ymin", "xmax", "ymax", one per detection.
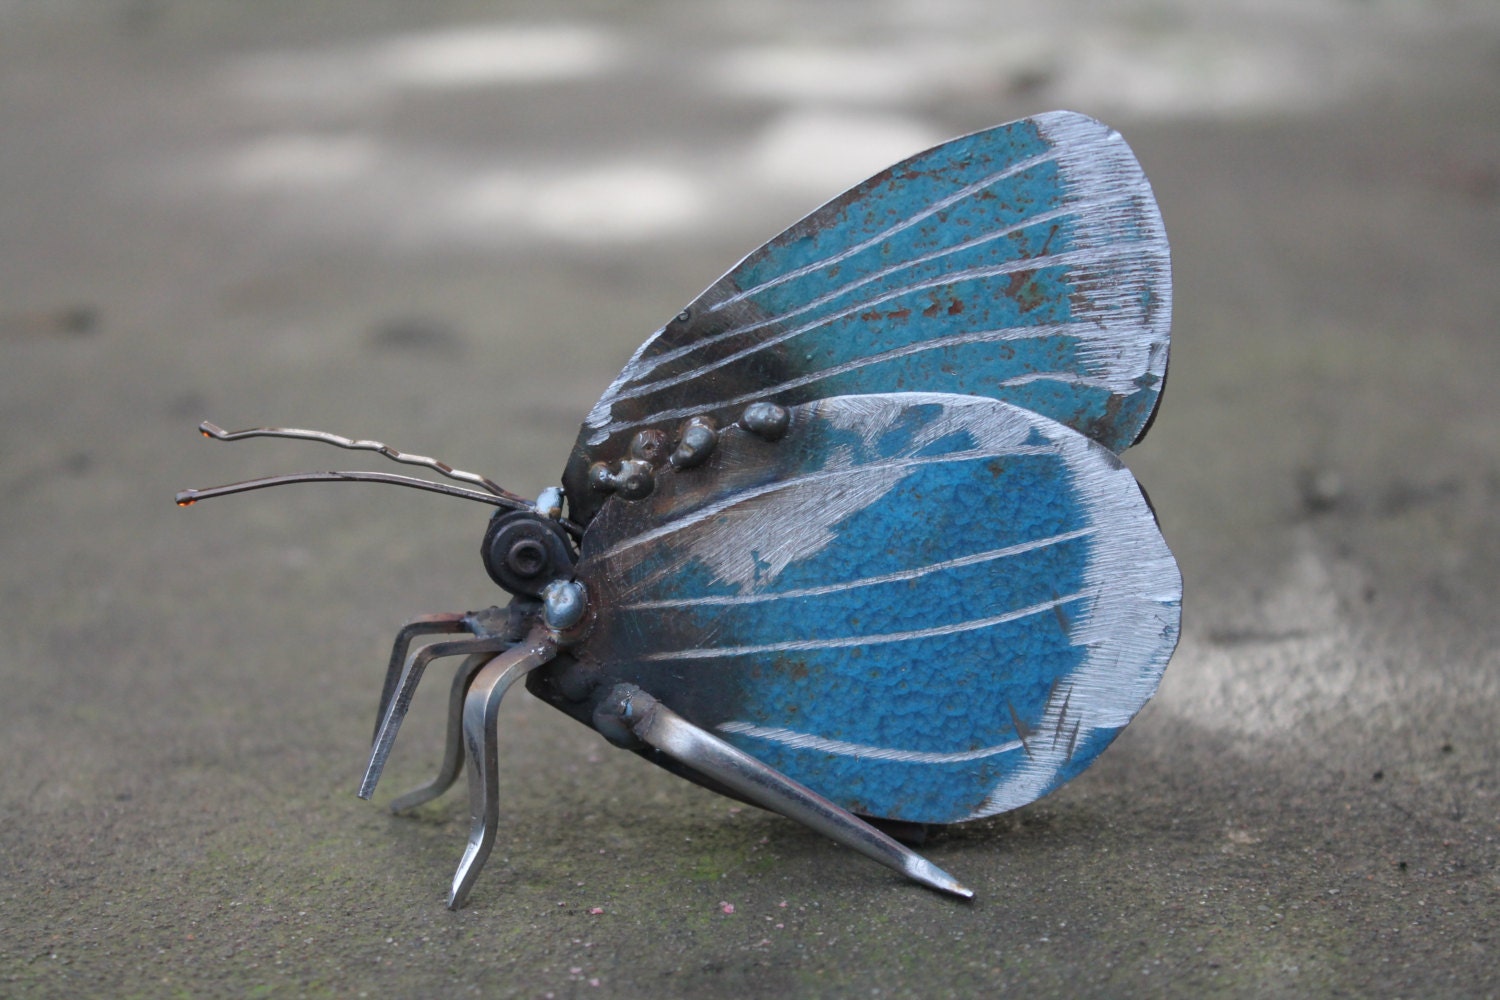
[
  {"xmin": 564, "ymin": 111, "xmax": 1171, "ymax": 525},
  {"xmin": 566, "ymin": 393, "xmax": 1181, "ymax": 824}
]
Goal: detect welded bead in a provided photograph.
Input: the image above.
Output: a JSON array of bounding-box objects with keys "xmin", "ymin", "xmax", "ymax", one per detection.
[
  {"xmin": 533, "ymin": 486, "xmax": 564, "ymax": 519},
  {"xmin": 542, "ymin": 579, "xmax": 588, "ymax": 638},
  {"xmin": 613, "ymin": 460, "xmax": 654, "ymax": 500},
  {"xmin": 670, "ymin": 417, "xmax": 718, "ymax": 470},
  {"xmin": 587, "ymin": 459, "xmax": 656, "ymax": 500},
  {"xmin": 629, "ymin": 429, "xmax": 669, "ymax": 464},
  {"xmin": 588, "ymin": 461, "xmax": 616, "ymax": 493},
  {"xmin": 741, "ymin": 402, "xmax": 790, "ymax": 441}
]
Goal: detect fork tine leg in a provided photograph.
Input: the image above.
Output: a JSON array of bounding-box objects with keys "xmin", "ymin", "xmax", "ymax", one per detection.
[
  {"xmin": 448, "ymin": 626, "xmax": 557, "ymax": 909},
  {"xmin": 388, "ymin": 652, "xmax": 495, "ymax": 814},
  {"xmin": 597, "ymin": 684, "xmax": 973, "ymax": 900},
  {"xmin": 373, "ymin": 613, "xmax": 472, "ymax": 740},
  {"xmin": 360, "ymin": 636, "xmax": 511, "ymax": 799}
]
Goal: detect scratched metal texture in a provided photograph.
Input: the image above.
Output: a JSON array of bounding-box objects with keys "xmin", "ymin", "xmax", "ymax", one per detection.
[
  {"xmin": 565, "ymin": 393, "xmax": 1181, "ymax": 823},
  {"xmin": 563, "ymin": 111, "xmax": 1171, "ymax": 524}
]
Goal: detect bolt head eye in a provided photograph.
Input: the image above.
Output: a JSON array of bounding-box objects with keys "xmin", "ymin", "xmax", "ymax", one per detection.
[
  {"xmin": 506, "ymin": 538, "xmax": 547, "ymax": 578},
  {"xmin": 481, "ymin": 511, "xmax": 577, "ymax": 598}
]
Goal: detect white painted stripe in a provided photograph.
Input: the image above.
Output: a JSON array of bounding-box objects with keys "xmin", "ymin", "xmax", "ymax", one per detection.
[
  {"xmin": 688, "ymin": 195, "xmax": 1124, "ymax": 347},
  {"xmin": 591, "ymin": 325, "xmax": 1074, "ymax": 434},
  {"xmin": 594, "ymin": 329, "xmax": 1137, "ymax": 441},
  {"xmin": 640, "ymin": 591, "xmax": 1092, "ymax": 661},
  {"xmin": 581, "ymin": 111, "xmax": 1171, "ymax": 449},
  {"xmin": 604, "ymin": 242, "xmax": 1134, "ymax": 406},
  {"xmin": 596, "ymin": 322, "xmax": 1090, "ymax": 437},
  {"xmin": 598, "ymin": 445, "xmax": 1056, "ymax": 563},
  {"xmin": 622, "ymin": 527, "xmax": 1092, "ymax": 609},
  {"xmin": 706, "ymin": 148, "xmax": 1060, "ymax": 315},
  {"xmin": 716, "ymin": 720, "xmax": 1027, "ymax": 765},
  {"xmin": 997, "ymin": 371, "xmax": 1120, "ymax": 391}
]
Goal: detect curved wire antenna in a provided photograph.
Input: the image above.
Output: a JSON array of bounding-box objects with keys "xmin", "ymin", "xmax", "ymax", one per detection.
[
  {"xmin": 197, "ymin": 421, "xmax": 525, "ymax": 505},
  {"xmin": 175, "ymin": 470, "xmax": 526, "ymax": 509}
]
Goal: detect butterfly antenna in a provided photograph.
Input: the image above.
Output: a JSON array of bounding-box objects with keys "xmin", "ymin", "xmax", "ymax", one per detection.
[
  {"xmin": 175, "ymin": 470, "xmax": 525, "ymax": 508},
  {"xmin": 176, "ymin": 421, "xmax": 533, "ymax": 513},
  {"xmin": 196, "ymin": 421, "xmax": 523, "ymax": 502}
]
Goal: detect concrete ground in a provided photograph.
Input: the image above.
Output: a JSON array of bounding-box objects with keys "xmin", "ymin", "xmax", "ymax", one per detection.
[{"xmin": 2, "ymin": 1, "xmax": 1497, "ymax": 996}]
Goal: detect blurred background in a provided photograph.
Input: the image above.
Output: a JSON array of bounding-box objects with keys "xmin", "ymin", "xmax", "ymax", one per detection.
[{"xmin": 3, "ymin": 1, "xmax": 1497, "ymax": 996}]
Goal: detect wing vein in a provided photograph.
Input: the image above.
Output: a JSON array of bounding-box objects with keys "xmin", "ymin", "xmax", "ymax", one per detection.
[
  {"xmin": 640, "ymin": 590, "xmax": 1093, "ymax": 660},
  {"xmin": 614, "ymin": 183, "xmax": 1104, "ymax": 388},
  {"xmin": 597, "ymin": 323, "xmax": 1125, "ymax": 437},
  {"xmin": 597, "ymin": 446, "xmax": 1057, "ymax": 563},
  {"xmin": 716, "ymin": 721, "xmax": 1028, "ymax": 764},
  {"xmin": 606, "ymin": 242, "xmax": 1137, "ymax": 407},
  {"xmin": 622, "ymin": 527, "xmax": 1093, "ymax": 609},
  {"xmin": 708, "ymin": 148, "xmax": 1062, "ymax": 314}
]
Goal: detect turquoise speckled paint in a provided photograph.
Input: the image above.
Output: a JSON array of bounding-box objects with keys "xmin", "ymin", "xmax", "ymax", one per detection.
[
  {"xmin": 558, "ymin": 111, "xmax": 1177, "ymax": 827},
  {"xmin": 566, "ymin": 111, "xmax": 1172, "ymax": 524},
  {"xmin": 576, "ymin": 394, "xmax": 1181, "ymax": 824}
]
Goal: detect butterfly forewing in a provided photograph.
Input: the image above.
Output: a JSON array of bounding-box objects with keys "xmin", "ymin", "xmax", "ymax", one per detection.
[
  {"xmin": 564, "ymin": 111, "xmax": 1171, "ymax": 525},
  {"xmin": 569, "ymin": 393, "xmax": 1181, "ymax": 824}
]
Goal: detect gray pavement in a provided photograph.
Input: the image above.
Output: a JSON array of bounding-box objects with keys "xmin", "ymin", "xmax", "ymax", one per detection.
[{"xmin": 2, "ymin": 1, "xmax": 1498, "ymax": 996}]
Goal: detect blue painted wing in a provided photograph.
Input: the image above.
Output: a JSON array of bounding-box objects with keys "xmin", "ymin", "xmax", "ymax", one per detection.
[
  {"xmin": 566, "ymin": 394, "xmax": 1181, "ymax": 824},
  {"xmin": 563, "ymin": 111, "xmax": 1171, "ymax": 525}
]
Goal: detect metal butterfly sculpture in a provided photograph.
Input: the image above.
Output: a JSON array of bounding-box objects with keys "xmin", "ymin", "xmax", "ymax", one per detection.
[{"xmin": 178, "ymin": 111, "xmax": 1181, "ymax": 908}]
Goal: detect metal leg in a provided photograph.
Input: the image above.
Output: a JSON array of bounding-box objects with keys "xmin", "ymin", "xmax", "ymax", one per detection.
[
  {"xmin": 598, "ymin": 684, "xmax": 973, "ymax": 900},
  {"xmin": 448, "ymin": 624, "xmax": 557, "ymax": 909},
  {"xmin": 360, "ymin": 635, "xmax": 512, "ymax": 799},
  {"xmin": 387, "ymin": 652, "xmax": 495, "ymax": 814},
  {"xmin": 373, "ymin": 613, "xmax": 472, "ymax": 740}
]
